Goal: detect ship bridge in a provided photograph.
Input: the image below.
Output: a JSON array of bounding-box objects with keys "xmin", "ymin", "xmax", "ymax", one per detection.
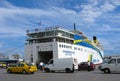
[{"xmin": 26, "ymin": 26, "xmax": 74, "ymax": 45}]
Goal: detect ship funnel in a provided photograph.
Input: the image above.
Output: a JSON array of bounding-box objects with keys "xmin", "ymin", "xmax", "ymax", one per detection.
[{"xmin": 93, "ymin": 36, "xmax": 97, "ymax": 43}]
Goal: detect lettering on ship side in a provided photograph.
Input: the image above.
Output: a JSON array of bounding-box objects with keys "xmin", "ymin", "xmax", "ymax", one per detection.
[{"xmin": 62, "ymin": 50, "xmax": 75, "ymax": 56}]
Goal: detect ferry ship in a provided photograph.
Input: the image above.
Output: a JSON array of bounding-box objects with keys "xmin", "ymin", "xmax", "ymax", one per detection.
[{"xmin": 25, "ymin": 25, "xmax": 104, "ymax": 65}]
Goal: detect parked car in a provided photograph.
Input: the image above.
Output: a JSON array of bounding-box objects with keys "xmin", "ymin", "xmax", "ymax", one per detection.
[
  {"xmin": 99, "ymin": 56, "xmax": 120, "ymax": 73},
  {"xmin": 78, "ymin": 62, "xmax": 95, "ymax": 71},
  {"xmin": 0, "ymin": 62, "xmax": 7, "ymax": 68},
  {"xmin": 7, "ymin": 62, "xmax": 37, "ymax": 74}
]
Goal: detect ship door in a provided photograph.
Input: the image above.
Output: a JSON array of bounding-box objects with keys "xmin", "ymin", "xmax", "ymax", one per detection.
[{"xmin": 38, "ymin": 51, "xmax": 53, "ymax": 64}]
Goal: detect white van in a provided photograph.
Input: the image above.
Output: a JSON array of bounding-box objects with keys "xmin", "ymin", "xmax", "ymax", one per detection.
[
  {"xmin": 99, "ymin": 56, "xmax": 120, "ymax": 73},
  {"xmin": 44, "ymin": 58, "xmax": 78, "ymax": 73}
]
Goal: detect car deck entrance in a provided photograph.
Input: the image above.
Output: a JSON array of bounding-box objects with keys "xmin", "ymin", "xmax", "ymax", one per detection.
[{"xmin": 38, "ymin": 51, "xmax": 53, "ymax": 64}]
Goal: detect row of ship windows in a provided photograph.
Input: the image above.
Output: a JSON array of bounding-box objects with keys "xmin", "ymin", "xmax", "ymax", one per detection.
[
  {"xmin": 59, "ymin": 44, "xmax": 95, "ymax": 54},
  {"xmin": 59, "ymin": 44, "xmax": 84, "ymax": 51},
  {"xmin": 59, "ymin": 44, "xmax": 72, "ymax": 49}
]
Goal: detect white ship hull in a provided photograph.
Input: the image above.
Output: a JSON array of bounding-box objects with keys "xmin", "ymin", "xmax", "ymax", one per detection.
[{"xmin": 25, "ymin": 42, "xmax": 103, "ymax": 65}]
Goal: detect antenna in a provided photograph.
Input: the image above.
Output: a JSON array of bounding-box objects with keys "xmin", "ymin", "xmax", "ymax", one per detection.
[
  {"xmin": 38, "ymin": 20, "xmax": 42, "ymax": 31},
  {"xmin": 74, "ymin": 23, "xmax": 76, "ymax": 31}
]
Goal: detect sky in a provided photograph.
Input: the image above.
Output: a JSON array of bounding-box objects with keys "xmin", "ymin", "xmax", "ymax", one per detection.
[{"xmin": 0, "ymin": 0, "xmax": 120, "ymax": 57}]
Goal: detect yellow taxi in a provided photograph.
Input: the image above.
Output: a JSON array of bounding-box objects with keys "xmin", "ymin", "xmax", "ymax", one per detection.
[
  {"xmin": 0, "ymin": 62, "xmax": 7, "ymax": 68},
  {"xmin": 7, "ymin": 62, "xmax": 37, "ymax": 74}
]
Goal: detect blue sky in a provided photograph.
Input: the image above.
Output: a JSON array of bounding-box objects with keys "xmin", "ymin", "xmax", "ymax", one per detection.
[{"xmin": 0, "ymin": 0, "xmax": 120, "ymax": 57}]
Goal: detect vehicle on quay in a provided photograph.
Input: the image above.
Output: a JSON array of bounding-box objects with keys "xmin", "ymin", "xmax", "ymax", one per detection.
[
  {"xmin": 0, "ymin": 62, "xmax": 7, "ymax": 68},
  {"xmin": 78, "ymin": 62, "xmax": 95, "ymax": 71},
  {"xmin": 44, "ymin": 58, "xmax": 78, "ymax": 73},
  {"xmin": 7, "ymin": 62, "xmax": 37, "ymax": 74},
  {"xmin": 99, "ymin": 56, "xmax": 120, "ymax": 73}
]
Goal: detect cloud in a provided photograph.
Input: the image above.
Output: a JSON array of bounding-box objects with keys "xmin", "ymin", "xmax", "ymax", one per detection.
[
  {"xmin": 99, "ymin": 4, "xmax": 115, "ymax": 13},
  {"xmin": 74, "ymin": 0, "xmax": 120, "ymax": 23},
  {"xmin": 110, "ymin": 0, "xmax": 120, "ymax": 6},
  {"xmin": 0, "ymin": 2, "xmax": 81, "ymax": 37},
  {"xmin": 99, "ymin": 37, "xmax": 120, "ymax": 55},
  {"xmin": 0, "ymin": 33, "xmax": 23, "ymax": 38},
  {"xmin": 0, "ymin": 0, "xmax": 15, "ymax": 8},
  {"xmin": 95, "ymin": 24, "xmax": 120, "ymax": 32}
]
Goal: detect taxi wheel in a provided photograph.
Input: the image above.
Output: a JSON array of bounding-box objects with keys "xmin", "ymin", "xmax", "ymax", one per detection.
[
  {"xmin": 7, "ymin": 69, "xmax": 12, "ymax": 73},
  {"xmin": 22, "ymin": 70, "xmax": 26, "ymax": 74},
  {"xmin": 31, "ymin": 72, "xmax": 34, "ymax": 74}
]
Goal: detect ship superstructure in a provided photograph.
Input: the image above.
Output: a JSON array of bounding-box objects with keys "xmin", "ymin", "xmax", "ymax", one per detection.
[{"xmin": 25, "ymin": 26, "xmax": 104, "ymax": 65}]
